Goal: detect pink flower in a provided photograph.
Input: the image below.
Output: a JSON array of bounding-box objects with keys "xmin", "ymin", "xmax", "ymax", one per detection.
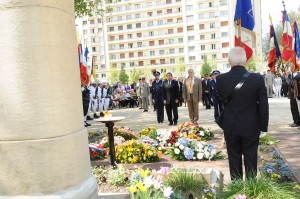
[
  {"xmin": 235, "ymin": 195, "xmax": 247, "ymax": 199},
  {"xmin": 160, "ymin": 167, "xmax": 169, "ymax": 176}
]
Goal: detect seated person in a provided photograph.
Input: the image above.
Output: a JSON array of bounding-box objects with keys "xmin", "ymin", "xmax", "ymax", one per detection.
[
  {"xmin": 111, "ymin": 90, "xmax": 120, "ymax": 108},
  {"xmin": 119, "ymin": 91, "xmax": 128, "ymax": 108}
]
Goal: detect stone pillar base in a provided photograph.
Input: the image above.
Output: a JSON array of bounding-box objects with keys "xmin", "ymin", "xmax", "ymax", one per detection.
[{"xmin": 0, "ymin": 176, "xmax": 98, "ymax": 199}]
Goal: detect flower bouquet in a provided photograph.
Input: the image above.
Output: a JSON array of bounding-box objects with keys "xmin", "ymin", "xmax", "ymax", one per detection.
[
  {"xmin": 115, "ymin": 140, "xmax": 161, "ymax": 163},
  {"xmin": 113, "ymin": 126, "xmax": 138, "ymax": 140},
  {"xmin": 177, "ymin": 122, "xmax": 214, "ymax": 141},
  {"xmin": 129, "ymin": 168, "xmax": 173, "ymax": 199},
  {"xmin": 89, "ymin": 143, "xmax": 107, "ymax": 160},
  {"xmin": 170, "ymin": 138, "xmax": 217, "ymax": 161},
  {"xmin": 140, "ymin": 127, "xmax": 157, "ymax": 140}
]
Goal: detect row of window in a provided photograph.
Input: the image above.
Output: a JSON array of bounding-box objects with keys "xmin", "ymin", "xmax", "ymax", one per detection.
[
  {"xmin": 108, "ymin": 18, "xmax": 182, "ymax": 32},
  {"xmin": 187, "ymin": 0, "xmax": 228, "ymax": 11},
  {"xmin": 83, "ymin": 28, "xmax": 102, "ymax": 35},
  {"xmin": 110, "ymin": 0, "xmax": 180, "ymax": 13},
  {"xmin": 110, "ymin": 48, "xmax": 184, "ymax": 59},
  {"xmin": 82, "ymin": 19, "xmax": 101, "ymax": 26},
  {"xmin": 108, "ymin": 8, "xmax": 182, "ymax": 22}
]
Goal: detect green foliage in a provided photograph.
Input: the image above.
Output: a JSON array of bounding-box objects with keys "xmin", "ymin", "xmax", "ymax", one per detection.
[
  {"xmin": 74, "ymin": 0, "xmax": 105, "ymax": 18},
  {"xmin": 221, "ymin": 176, "xmax": 299, "ymax": 199},
  {"xmin": 174, "ymin": 61, "xmax": 186, "ymax": 77},
  {"xmin": 164, "ymin": 169, "xmax": 208, "ymax": 198},
  {"xmin": 109, "ymin": 64, "xmax": 119, "ymax": 84},
  {"xmin": 245, "ymin": 56, "xmax": 260, "ymax": 72},
  {"xmin": 200, "ymin": 55, "xmax": 212, "ymax": 77},
  {"xmin": 119, "ymin": 66, "xmax": 129, "ymax": 84},
  {"xmin": 130, "ymin": 67, "xmax": 140, "ymax": 84},
  {"xmin": 259, "ymin": 133, "xmax": 279, "ymax": 146},
  {"xmin": 107, "ymin": 168, "xmax": 128, "ymax": 186}
]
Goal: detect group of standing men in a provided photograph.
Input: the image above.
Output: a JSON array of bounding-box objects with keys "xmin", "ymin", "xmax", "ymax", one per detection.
[{"xmin": 81, "ymin": 82, "xmax": 112, "ymax": 127}]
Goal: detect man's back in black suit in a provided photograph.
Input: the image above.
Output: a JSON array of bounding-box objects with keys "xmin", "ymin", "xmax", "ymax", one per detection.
[{"xmin": 216, "ymin": 47, "xmax": 269, "ymax": 181}]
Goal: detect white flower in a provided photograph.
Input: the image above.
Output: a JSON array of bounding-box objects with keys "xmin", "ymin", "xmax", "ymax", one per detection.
[
  {"xmin": 193, "ymin": 157, "xmax": 196, "ymax": 160},
  {"xmin": 204, "ymin": 151, "xmax": 210, "ymax": 158},
  {"xmin": 175, "ymin": 142, "xmax": 180, "ymax": 147},
  {"xmin": 158, "ymin": 147, "xmax": 162, "ymax": 150},
  {"xmin": 163, "ymin": 186, "xmax": 173, "ymax": 197},
  {"xmin": 144, "ymin": 176, "xmax": 153, "ymax": 187},
  {"xmin": 199, "ymin": 131, "xmax": 205, "ymax": 136},
  {"xmin": 168, "ymin": 143, "xmax": 171, "ymax": 147},
  {"xmin": 153, "ymin": 179, "xmax": 162, "ymax": 189},
  {"xmin": 197, "ymin": 153, "xmax": 204, "ymax": 160},
  {"xmin": 174, "ymin": 148, "xmax": 180, "ymax": 154},
  {"xmin": 179, "ymin": 144, "xmax": 185, "ymax": 150}
]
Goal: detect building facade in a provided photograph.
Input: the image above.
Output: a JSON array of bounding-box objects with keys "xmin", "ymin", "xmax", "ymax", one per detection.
[{"xmin": 77, "ymin": 0, "xmax": 262, "ymax": 81}]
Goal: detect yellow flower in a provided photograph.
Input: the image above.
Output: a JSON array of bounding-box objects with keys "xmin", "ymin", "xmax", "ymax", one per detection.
[
  {"xmin": 129, "ymin": 186, "xmax": 136, "ymax": 193},
  {"xmin": 148, "ymin": 151, "xmax": 153, "ymax": 156},
  {"xmin": 293, "ymin": 185, "xmax": 300, "ymax": 190},
  {"xmin": 136, "ymin": 182, "xmax": 146, "ymax": 192},
  {"xmin": 139, "ymin": 168, "xmax": 150, "ymax": 178}
]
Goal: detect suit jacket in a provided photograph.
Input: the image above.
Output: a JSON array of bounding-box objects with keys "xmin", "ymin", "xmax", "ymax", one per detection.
[
  {"xmin": 216, "ymin": 66, "xmax": 269, "ymax": 136},
  {"xmin": 140, "ymin": 83, "xmax": 150, "ymax": 97},
  {"xmin": 182, "ymin": 77, "xmax": 202, "ymax": 102},
  {"xmin": 202, "ymin": 79, "xmax": 211, "ymax": 94},
  {"xmin": 162, "ymin": 80, "xmax": 180, "ymax": 104}
]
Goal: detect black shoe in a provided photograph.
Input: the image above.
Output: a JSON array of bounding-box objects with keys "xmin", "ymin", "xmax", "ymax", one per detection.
[
  {"xmin": 84, "ymin": 122, "xmax": 91, "ymax": 127},
  {"xmin": 94, "ymin": 114, "xmax": 100, "ymax": 119},
  {"xmin": 144, "ymin": 110, "xmax": 148, "ymax": 112},
  {"xmin": 100, "ymin": 112, "xmax": 104, "ymax": 117},
  {"xmin": 168, "ymin": 123, "xmax": 173, "ymax": 126},
  {"xmin": 139, "ymin": 108, "xmax": 143, "ymax": 109},
  {"xmin": 174, "ymin": 122, "xmax": 178, "ymax": 125},
  {"xmin": 289, "ymin": 123, "xmax": 298, "ymax": 127},
  {"xmin": 86, "ymin": 116, "xmax": 93, "ymax": 120}
]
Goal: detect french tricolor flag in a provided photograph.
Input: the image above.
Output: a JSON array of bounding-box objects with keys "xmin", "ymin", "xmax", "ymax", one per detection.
[
  {"xmin": 282, "ymin": 11, "xmax": 294, "ymax": 63},
  {"xmin": 292, "ymin": 22, "xmax": 300, "ymax": 72},
  {"xmin": 234, "ymin": 0, "xmax": 255, "ymax": 62},
  {"xmin": 78, "ymin": 44, "xmax": 90, "ymax": 85},
  {"xmin": 268, "ymin": 25, "xmax": 281, "ymax": 72}
]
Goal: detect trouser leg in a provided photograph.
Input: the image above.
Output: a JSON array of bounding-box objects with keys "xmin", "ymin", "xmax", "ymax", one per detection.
[
  {"xmin": 166, "ymin": 104, "xmax": 172, "ymax": 123},
  {"xmin": 224, "ymin": 134, "xmax": 243, "ymax": 180},
  {"xmin": 242, "ymin": 135, "xmax": 259, "ymax": 179},
  {"xmin": 291, "ymin": 98, "xmax": 300, "ymax": 125},
  {"xmin": 172, "ymin": 103, "xmax": 178, "ymax": 123}
]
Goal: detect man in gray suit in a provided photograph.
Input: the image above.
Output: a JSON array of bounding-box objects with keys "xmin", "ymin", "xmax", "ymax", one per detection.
[
  {"xmin": 265, "ymin": 70, "xmax": 274, "ymax": 98},
  {"xmin": 182, "ymin": 69, "xmax": 202, "ymax": 124},
  {"xmin": 140, "ymin": 78, "xmax": 150, "ymax": 112},
  {"xmin": 136, "ymin": 78, "xmax": 142, "ymax": 109}
]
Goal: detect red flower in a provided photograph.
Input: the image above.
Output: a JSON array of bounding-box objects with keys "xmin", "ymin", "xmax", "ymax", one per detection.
[{"xmin": 92, "ymin": 151, "xmax": 98, "ymax": 157}]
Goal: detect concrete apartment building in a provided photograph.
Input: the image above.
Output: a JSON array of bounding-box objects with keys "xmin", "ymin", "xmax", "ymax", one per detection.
[{"xmin": 77, "ymin": 0, "xmax": 262, "ymax": 80}]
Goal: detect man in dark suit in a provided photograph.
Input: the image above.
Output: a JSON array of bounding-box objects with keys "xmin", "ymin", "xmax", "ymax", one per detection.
[
  {"xmin": 210, "ymin": 70, "xmax": 223, "ymax": 120},
  {"xmin": 202, "ymin": 74, "xmax": 211, "ymax": 109},
  {"xmin": 177, "ymin": 78, "xmax": 184, "ymax": 107},
  {"xmin": 216, "ymin": 47, "xmax": 269, "ymax": 180},
  {"xmin": 162, "ymin": 72, "xmax": 180, "ymax": 126},
  {"xmin": 131, "ymin": 81, "xmax": 137, "ymax": 92},
  {"xmin": 152, "ymin": 71, "xmax": 164, "ymax": 123}
]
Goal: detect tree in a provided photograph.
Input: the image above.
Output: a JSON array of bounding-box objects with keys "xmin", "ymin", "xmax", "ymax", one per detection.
[
  {"xmin": 200, "ymin": 55, "xmax": 212, "ymax": 77},
  {"xmin": 119, "ymin": 66, "xmax": 129, "ymax": 84},
  {"xmin": 245, "ymin": 56, "xmax": 261, "ymax": 72},
  {"xmin": 108, "ymin": 64, "xmax": 118, "ymax": 84},
  {"xmin": 74, "ymin": 0, "xmax": 105, "ymax": 18},
  {"xmin": 174, "ymin": 61, "xmax": 186, "ymax": 77},
  {"xmin": 129, "ymin": 67, "xmax": 140, "ymax": 84}
]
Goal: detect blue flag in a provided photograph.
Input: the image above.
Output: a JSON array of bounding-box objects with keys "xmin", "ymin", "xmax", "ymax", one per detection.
[
  {"xmin": 234, "ymin": 0, "xmax": 255, "ymax": 30},
  {"xmin": 272, "ymin": 25, "xmax": 281, "ymax": 58},
  {"xmin": 84, "ymin": 47, "xmax": 89, "ymax": 63},
  {"xmin": 293, "ymin": 22, "xmax": 300, "ymax": 71}
]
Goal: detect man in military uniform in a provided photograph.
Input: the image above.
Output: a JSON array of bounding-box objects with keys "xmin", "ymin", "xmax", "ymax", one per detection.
[
  {"xmin": 151, "ymin": 71, "xmax": 164, "ymax": 123},
  {"xmin": 210, "ymin": 70, "xmax": 223, "ymax": 120},
  {"xmin": 265, "ymin": 70, "xmax": 274, "ymax": 98},
  {"xmin": 136, "ymin": 78, "xmax": 143, "ymax": 109}
]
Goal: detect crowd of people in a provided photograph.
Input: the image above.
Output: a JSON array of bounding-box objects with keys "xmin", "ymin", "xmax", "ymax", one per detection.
[{"xmin": 81, "ymin": 47, "xmax": 272, "ymax": 181}]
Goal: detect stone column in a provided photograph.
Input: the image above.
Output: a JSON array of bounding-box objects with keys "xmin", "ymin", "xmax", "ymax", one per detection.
[{"xmin": 0, "ymin": 0, "xmax": 98, "ymax": 198}]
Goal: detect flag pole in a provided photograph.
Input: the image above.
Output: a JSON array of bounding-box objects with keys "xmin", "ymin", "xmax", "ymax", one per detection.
[
  {"xmin": 238, "ymin": 18, "xmax": 242, "ymax": 46},
  {"xmin": 281, "ymin": 0, "xmax": 287, "ymax": 72}
]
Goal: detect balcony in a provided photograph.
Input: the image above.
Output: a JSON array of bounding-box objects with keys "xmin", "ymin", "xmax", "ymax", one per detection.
[
  {"xmin": 107, "ymin": 21, "xmax": 183, "ymax": 35},
  {"xmin": 109, "ymin": 42, "xmax": 183, "ymax": 52},
  {"xmin": 106, "ymin": 11, "xmax": 183, "ymax": 25},
  {"xmin": 108, "ymin": 31, "xmax": 184, "ymax": 44},
  {"xmin": 108, "ymin": 52, "xmax": 184, "ymax": 62}
]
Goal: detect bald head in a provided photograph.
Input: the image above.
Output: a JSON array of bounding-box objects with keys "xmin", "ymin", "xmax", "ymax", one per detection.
[{"xmin": 228, "ymin": 47, "xmax": 247, "ymax": 67}]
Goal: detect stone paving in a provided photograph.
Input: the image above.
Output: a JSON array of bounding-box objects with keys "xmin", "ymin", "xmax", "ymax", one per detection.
[{"xmin": 88, "ymin": 97, "xmax": 300, "ymax": 183}]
